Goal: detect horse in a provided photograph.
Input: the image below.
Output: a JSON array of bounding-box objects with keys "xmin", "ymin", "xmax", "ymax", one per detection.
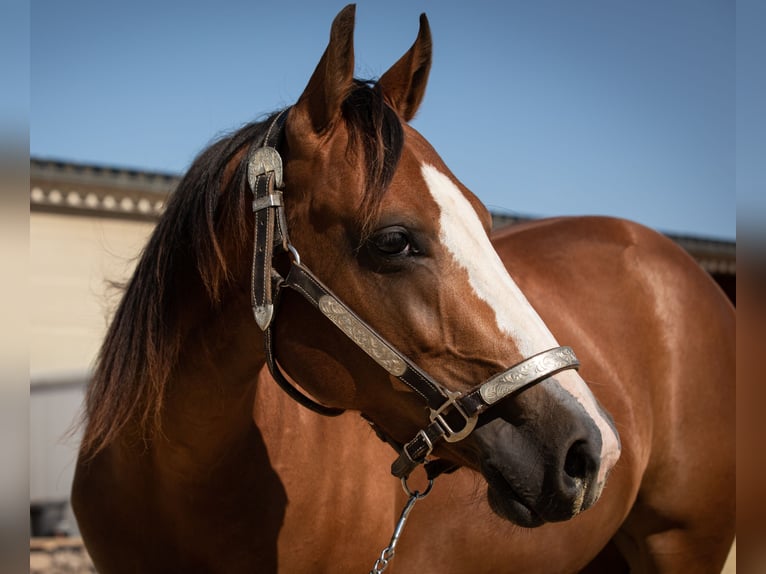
[{"xmin": 72, "ymin": 5, "xmax": 735, "ymax": 573}]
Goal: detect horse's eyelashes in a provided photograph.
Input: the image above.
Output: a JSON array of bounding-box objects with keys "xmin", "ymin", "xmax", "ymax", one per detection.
[
  {"xmin": 376, "ymin": 231, "xmax": 409, "ymax": 254},
  {"xmin": 370, "ymin": 226, "xmax": 415, "ymax": 257}
]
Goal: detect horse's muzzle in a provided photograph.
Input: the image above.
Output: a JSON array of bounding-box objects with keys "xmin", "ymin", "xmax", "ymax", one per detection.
[{"xmin": 471, "ymin": 376, "xmax": 605, "ymax": 526}]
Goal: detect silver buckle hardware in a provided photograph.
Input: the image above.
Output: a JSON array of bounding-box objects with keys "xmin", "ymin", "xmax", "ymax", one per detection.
[
  {"xmin": 252, "ymin": 192, "xmax": 283, "ymax": 212},
  {"xmin": 403, "ymin": 429, "xmax": 434, "ymax": 464},
  {"xmin": 429, "ymin": 388, "xmax": 478, "ymax": 443},
  {"xmin": 247, "ymin": 146, "xmax": 284, "ymax": 189}
]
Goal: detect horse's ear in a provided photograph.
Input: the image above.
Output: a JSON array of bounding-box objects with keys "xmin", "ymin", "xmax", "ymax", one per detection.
[
  {"xmin": 378, "ymin": 13, "xmax": 432, "ymax": 122},
  {"xmin": 293, "ymin": 4, "xmax": 356, "ymax": 135}
]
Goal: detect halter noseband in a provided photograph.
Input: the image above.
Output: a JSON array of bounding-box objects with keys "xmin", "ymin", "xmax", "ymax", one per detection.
[{"xmin": 248, "ymin": 111, "xmax": 580, "ymax": 479}]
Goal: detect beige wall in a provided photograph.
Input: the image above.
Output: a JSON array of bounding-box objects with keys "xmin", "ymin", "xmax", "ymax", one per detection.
[
  {"xmin": 30, "ymin": 211, "xmax": 155, "ymax": 515},
  {"xmin": 30, "ymin": 212, "xmax": 155, "ymax": 378}
]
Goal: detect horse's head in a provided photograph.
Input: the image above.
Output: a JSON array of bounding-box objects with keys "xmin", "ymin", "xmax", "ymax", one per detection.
[{"xmin": 270, "ymin": 5, "xmax": 620, "ymax": 527}]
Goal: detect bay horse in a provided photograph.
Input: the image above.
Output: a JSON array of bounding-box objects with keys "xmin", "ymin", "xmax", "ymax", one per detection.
[{"xmin": 72, "ymin": 5, "xmax": 735, "ymax": 573}]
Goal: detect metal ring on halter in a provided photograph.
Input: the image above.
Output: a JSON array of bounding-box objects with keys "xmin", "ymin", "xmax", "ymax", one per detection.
[
  {"xmin": 286, "ymin": 244, "xmax": 301, "ymax": 265},
  {"xmin": 401, "ymin": 475, "xmax": 434, "ymax": 499},
  {"xmin": 370, "ymin": 477, "xmax": 434, "ymax": 573}
]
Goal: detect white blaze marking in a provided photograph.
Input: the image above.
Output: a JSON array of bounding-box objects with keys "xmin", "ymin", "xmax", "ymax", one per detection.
[
  {"xmin": 421, "ymin": 163, "xmax": 621, "ymax": 483},
  {"xmin": 420, "ymin": 164, "xmax": 553, "ymax": 356},
  {"xmin": 420, "ymin": 165, "xmax": 553, "ymax": 356}
]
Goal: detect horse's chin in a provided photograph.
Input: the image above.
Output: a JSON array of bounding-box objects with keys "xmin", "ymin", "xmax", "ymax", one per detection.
[
  {"xmin": 481, "ymin": 460, "xmax": 600, "ymax": 527},
  {"xmin": 486, "ymin": 487, "xmax": 546, "ymax": 528},
  {"xmin": 481, "ymin": 463, "xmax": 547, "ymax": 528}
]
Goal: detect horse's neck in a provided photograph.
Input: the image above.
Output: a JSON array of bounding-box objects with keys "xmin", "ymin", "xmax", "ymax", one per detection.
[
  {"xmin": 252, "ymin": 372, "xmax": 414, "ymax": 571},
  {"xmin": 154, "ymin": 290, "xmax": 267, "ymax": 471}
]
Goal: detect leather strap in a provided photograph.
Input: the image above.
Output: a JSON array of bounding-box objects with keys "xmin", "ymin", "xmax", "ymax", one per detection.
[
  {"xmin": 264, "ymin": 312, "xmax": 344, "ymax": 417},
  {"xmin": 248, "ymin": 110, "xmax": 290, "ymax": 330}
]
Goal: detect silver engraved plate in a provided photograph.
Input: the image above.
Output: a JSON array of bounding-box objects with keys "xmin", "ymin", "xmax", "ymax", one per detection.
[
  {"xmin": 253, "ymin": 304, "xmax": 274, "ymax": 331},
  {"xmin": 318, "ymin": 295, "xmax": 407, "ymax": 377},
  {"xmin": 479, "ymin": 346, "xmax": 579, "ymax": 405},
  {"xmin": 247, "ymin": 146, "xmax": 284, "ymax": 189}
]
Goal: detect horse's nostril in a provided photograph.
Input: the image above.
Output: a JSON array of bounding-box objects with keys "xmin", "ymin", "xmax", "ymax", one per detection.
[{"xmin": 564, "ymin": 440, "xmax": 592, "ymax": 480}]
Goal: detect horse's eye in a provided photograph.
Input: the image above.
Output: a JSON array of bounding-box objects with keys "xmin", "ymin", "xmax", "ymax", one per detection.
[{"xmin": 370, "ymin": 227, "xmax": 413, "ymax": 257}]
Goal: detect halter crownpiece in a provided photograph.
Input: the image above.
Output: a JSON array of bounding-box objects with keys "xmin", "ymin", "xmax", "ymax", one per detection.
[{"xmin": 247, "ymin": 112, "xmax": 581, "ymax": 478}]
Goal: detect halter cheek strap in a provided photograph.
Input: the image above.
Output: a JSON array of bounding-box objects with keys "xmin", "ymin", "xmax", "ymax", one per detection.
[
  {"xmin": 247, "ymin": 112, "xmax": 581, "ymax": 479},
  {"xmin": 248, "ymin": 109, "xmax": 291, "ymax": 330},
  {"xmin": 248, "ymin": 109, "xmax": 345, "ymax": 417}
]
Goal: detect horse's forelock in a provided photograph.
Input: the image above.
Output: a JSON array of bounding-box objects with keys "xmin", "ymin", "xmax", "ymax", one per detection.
[{"xmin": 342, "ymin": 80, "xmax": 405, "ymax": 239}]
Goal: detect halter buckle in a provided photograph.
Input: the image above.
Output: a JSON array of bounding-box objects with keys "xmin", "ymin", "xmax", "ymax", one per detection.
[
  {"xmin": 429, "ymin": 388, "xmax": 478, "ymax": 443},
  {"xmin": 405, "ymin": 429, "xmax": 434, "ymax": 462}
]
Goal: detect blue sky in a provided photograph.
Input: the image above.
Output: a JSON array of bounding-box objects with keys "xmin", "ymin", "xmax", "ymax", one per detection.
[{"xmin": 31, "ymin": 1, "xmax": 736, "ymax": 240}]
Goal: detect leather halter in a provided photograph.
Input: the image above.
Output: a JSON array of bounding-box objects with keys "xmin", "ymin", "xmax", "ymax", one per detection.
[{"xmin": 248, "ymin": 111, "xmax": 580, "ymax": 479}]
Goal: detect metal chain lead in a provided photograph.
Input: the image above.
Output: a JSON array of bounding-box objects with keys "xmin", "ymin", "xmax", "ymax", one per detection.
[{"xmin": 369, "ymin": 477, "xmax": 434, "ymax": 574}]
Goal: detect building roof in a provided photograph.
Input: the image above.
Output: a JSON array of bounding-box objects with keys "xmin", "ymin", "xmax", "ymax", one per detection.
[{"xmin": 31, "ymin": 158, "xmax": 179, "ymax": 221}]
